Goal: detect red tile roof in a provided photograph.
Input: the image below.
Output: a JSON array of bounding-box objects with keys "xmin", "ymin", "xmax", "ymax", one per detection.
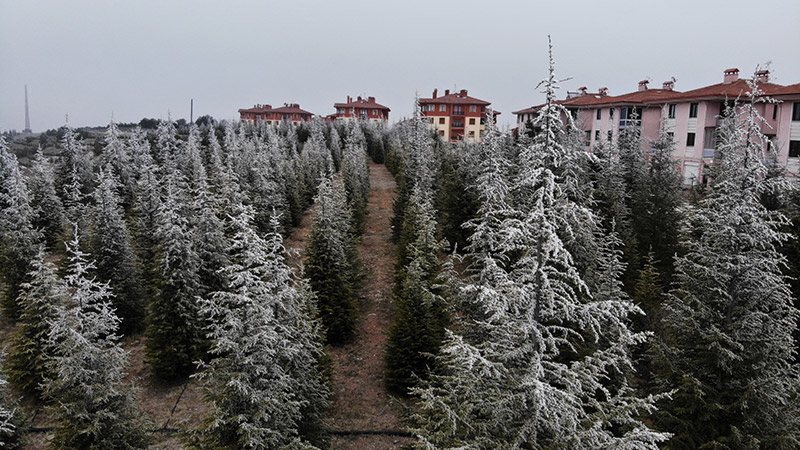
[
  {"xmin": 513, "ymin": 78, "xmax": 796, "ymax": 116},
  {"xmin": 420, "ymin": 91, "xmax": 491, "ymax": 106},
  {"xmin": 334, "ymin": 98, "xmax": 390, "ymax": 111},
  {"xmin": 239, "ymin": 104, "xmax": 313, "ymax": 116},
  {"xmin": 663, "ymin": 78, "xmax": 784, "ymax": 101},
  {"xmin": 764, "ymin": 83, "xmax": 800, "ymax": 97}
]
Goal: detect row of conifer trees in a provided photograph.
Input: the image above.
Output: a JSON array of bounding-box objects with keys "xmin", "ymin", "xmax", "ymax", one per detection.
[
  {"xmin": 0, "ymin": 115, "xmax": 381, "ymax": 448},
  {"xmin": 382, "ymin": 43, "xmax": 799, "ymax": 448}
]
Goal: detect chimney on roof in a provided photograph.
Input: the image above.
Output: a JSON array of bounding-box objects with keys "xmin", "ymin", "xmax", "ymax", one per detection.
[
  {"xmin": 460, "ymin": 89, "xmax": 467, "ymax": 96},
  {"xmin": 347, "ymin": 96, "xmax": 351, "ymax": 103},
  {"xmin": 638, "ymin": 80, "xmax": 649, "ymax": 92},
  {"xmin": 755, "ymin": 70, "xmax": 770, "ymax": 83},
  {"xmin": 432, "ymin": 89, "xmax": 437, "ymax": 99},
  {"xmin": 445, "ymin": 89, "xmax": 450, "ymax": 96},
  {"xmin": 578, "ymin": 86, "xmax": 588, "ymax": 95},
  {"xmin": 357, "ymin": 96, "xmax": 362, "ymax": 102},
  {"xmin": 599, "ymin": 87, "xmax": 609, "ymax": 96},
  {"xmin": 368, "ymin": 96, "xmax": 375, "ymax": 103},
  {"xmin": 662, "ymin": 79, "xmax": 675, "ymax": 91},
  {"xmin": 724, "ymin": 68, "xmax": 740, "ymax": 83},
  {"xmin": 265, "ymin": 104, "xmax": 271, "ymax": 109}
]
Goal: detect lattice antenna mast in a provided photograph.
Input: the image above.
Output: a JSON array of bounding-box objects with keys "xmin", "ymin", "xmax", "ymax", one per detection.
[{"xmin": 23, "ymin": 85, "xmax": 32, "ymax": 133}]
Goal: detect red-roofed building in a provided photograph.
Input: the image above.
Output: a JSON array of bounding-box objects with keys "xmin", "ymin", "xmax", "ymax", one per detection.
[
  {"xmin": 419, "ymin": 89, "xmax": 499, "ymax": 142},
  {"xmin": 513, "ymin": 68, "xmax": 800, "ymax": 184},
  {"xmin": 238, "ymin": 103, "xmax": 314, "ymax": 126},
  {"xmin": 332, "ymin": 96, "xmax": 390, "ymax": 123}
]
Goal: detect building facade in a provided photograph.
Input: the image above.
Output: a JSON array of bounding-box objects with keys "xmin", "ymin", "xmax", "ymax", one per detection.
[
  {"xmin": 332, "ymin": 96, "xmax": 390, "ymax": 123},
  {"xmin": 238, "ymin": 103, "xmax": 314, "ymax": 126},
  {"xmin": 513, "ymin": 69, "xmax": 800, "ymax": 184},
  {"xmin": 419, "ymin": 89, "xmax": 498, "ymax": 142}
]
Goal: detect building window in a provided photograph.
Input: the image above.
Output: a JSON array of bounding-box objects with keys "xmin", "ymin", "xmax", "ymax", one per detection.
[
  {"xmin": 293, "ymin": 114, "xmax": 298, "ymax": 119},
  {"xmin": 668, "ymin": 104, "xmax": 676, "ymax": 119},
  {"xmin": 793, "ymin": 102, "xmax": 800, "ymax": 121},
  {"xmin": 481, "ymin": 106, "xmax": 486, "ymax": 113},
  {"xmin": 609, "ymin": 107, "xmax": 615, "ymax": 119},
  {"xmin": 607, "ymin": 130, "xmax": 613, "ymax": 141},
  {"xmin": 372, "ymin": 109, "xmax": 377, "ymax": 115},
  {"xmin": 470, "ymin": 105, "xmax": 477, "ymax": 113},
  {"xmin": 469, "ymin": 118, "xmax": 476, "ymax": 125},
  {"xmin": 789, "ymin": 141, "xmax": 800, "ymax": 158},
  {"xmin": 454, "ymin": 106, "xmax": 464, "ymax": 115},
  {"xmin": 668, "ymin": 131, "xmax": 674, "ymax": 139},
  {"xmin": 468, "ymin": 131, "xmax": 475, "ymax": 138},
  {"xmin": 596, "ymin": 109, "xmax": 602, "ymax": 120},
  {"xmin": 439, "ymin": 104, "xmax": 446, "ymax": 112},
  {"xmin": 585, "ymin": 131, "xmax": 591, "ymax": 146},
  {"xmin": 689, "ymin": 102, "xmax": 699, "ymax": 118},
  {"xmin": 439, "ymin": 130, "xmax": 445, "ymax": 136},
  {"xmin": 686, "ymin": 132, "xmax": 696, "ymax": 147},
  {"xmin": 453, "ymin": 120, "xmax": 463, "ymax": 128},
  {"xmin": 439, "ymin": 117, "xmax": 445, "ymax": 125},
  {"xmin": 773, "ymin": 104, "xmax": 778, "ymax": 120},
  {"xmin": 595, "ymin": 130, "xmax": 600, "ymax": 141}
]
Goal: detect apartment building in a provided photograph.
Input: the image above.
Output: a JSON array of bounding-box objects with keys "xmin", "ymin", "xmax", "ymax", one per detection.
[
  {"xmin": 514, "ymin": 69, "xmax": 800, "ymax": 184},
  {"xmin": 419, "ymin": 89, "xmax": 498, "ymax": 142},
  {"xmin": 238, "ymin": 103, "xmax": 314, "ymax": 126},
  {"xmin": 332, "ymin": 96, "xmax": 390, "ymax": 123}
]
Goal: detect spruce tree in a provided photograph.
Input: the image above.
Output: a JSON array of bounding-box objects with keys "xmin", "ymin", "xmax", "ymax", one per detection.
[
  {"xmin": 44, "ymin": 229, "xmax": 149, "ymax": 449},
  {"xmin": 300, "ymin": 119, "xmax": 333, "ymax": 205},
  {"xmin": 655, "ymin": 77, "xmax": 800, "ymax": 449},
  {"xmin": 91, "ymin": 167, "xmax": 147, "ymax": 335},
  {"xmin": 190, "ymin": 208, "xmax": 329, "ymax": 449},
  {"xmin": 102, "ymin": 120, "xmax": 136, "ymax": 210},
  {"xmin": 145, "ymin": 173, "xmax": 205, "ymax": 380},
  {"xmin": 26, "ymin": 148, "xmax": 65, "ymax": 249},
  {"xmin": 7, "ymin": 248, "xmax": 65, "ymax": 399},
  {"xmin": 385, "ymin": 186, "xmax": 449, "ymax": 393},
  {"xmin": 0, "ymin": 352, "xmax": 25, "ymax": 450},
  {"xmin": 0, "ymin": 137, "xmax": 43, "ymax": 319},
  {"xmin": 341, "ymin": 122, "xmax": 370, "ymax": 234},
  {"xmin": 414, "ymin": 40, "xmax": 668, "ymax": 448},
  {"xmin": 304, "ymin": 174, "xmax": 359, "ymax": 344}
]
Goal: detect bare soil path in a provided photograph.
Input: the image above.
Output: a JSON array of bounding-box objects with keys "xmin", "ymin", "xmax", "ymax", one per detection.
[{"xmin": 287, "ymin": 161, "xmax": 413, "ymax": 449}]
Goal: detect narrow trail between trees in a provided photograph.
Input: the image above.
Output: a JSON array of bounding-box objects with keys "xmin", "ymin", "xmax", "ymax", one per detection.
[{"xmin": 286, "ymin": 161, "xmax": 413, "ymax": 449}]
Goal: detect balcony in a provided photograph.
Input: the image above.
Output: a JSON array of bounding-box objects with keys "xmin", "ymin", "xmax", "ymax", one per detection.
[
  {"xmin": 452, "ymin": 109, "xmax": 465, "ymax": 116},
  {"xmin": 451, "ymin": 121, "xmax": 464, "ymax": 129},
  {"xmin": 618, "ymin": 119, "xmax": 641, "ymax": 130}
]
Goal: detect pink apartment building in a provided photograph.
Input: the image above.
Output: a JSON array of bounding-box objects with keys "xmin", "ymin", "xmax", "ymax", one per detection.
[{"xmin": 514, "ymin": 69, "xmax": 800, "ymax": 185}]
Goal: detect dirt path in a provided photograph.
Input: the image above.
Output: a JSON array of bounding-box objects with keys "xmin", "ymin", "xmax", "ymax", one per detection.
[{"xmin": 287, "ymin": 161, "xmax": 413, "ymax": 449}]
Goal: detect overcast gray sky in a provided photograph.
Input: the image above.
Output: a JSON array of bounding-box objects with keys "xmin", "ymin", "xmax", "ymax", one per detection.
[{"xmin": 2, "ymin": 0, "xmax": 799, "ymax": 132}]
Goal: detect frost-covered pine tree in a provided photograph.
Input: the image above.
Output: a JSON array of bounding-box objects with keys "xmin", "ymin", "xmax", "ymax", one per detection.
[
  {"xmin": 102, "ymin": 119, "xmax": 136, "ymax": 209},
  {"xmin": 634, "ymin": 127, "xmax": 683, "ymax": 285},
  {"xmin": 7, "ymin": 248, "xmax": 65, "ymax": 398},
  {"xmin": 304, "ymin": 174, "xmax": 359, "ymax": 344},
  {"xmin": 44, "ymin": 228, "xmax": 149, "ymax": 449},
  {"xmin": 341, "ymin": 122, "xmax": 370, "ymax": 233},
  {"xmin": 385, "ymin": 185, "xmax": 449, "ymax": 393},
  {"xmin": 130, "ymin": 143, "xmax": 162, "ymax": 297},
  {"xmin": 656, "ymin": 74, "xmax": 800, "ymax": 449},
  {"xmin": 155, "ymin": 118, "xmax": 180, "ymax": 169},
  {"xmin": 145, "ymin": 172, "xmax": 205, "ymax": 380},
  {"xmin": 414, "ymin": 39, "xmax": 668, "ymax": 449},
  {"xmin": 300, "ymin": 119, "xmax": 333, "ymax": 204},
  {"xmin": 91, "ymin": 166, "xmax": 146, "ymax": 335},
  {"xmin": 0, "ymin": 351, "xmax": 25, "ymax": 450},
  {"xmin": 0, "ymin": 137, "xmax": 43, "ymax": 319},
  {"xmin": 186, "ymin": 144, "xmax": 229, "ymax": 297},
  {"xmin": 189, "ymin": 208, "xmax": 329, "ymax": 449},
  {"xmin": 55, "ymin": 124, "xmax": 94, "ymax": 206},
  {"xmin": 26, "ymin": 148, "xmax": 65, "ymax": 249},
  {"xmin": 329, "ymin": 124, "xmax": 343, "ymax": 172}
]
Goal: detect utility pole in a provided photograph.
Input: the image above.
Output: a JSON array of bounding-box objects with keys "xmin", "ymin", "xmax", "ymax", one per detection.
[
  {"xmin": 23, "ymin": 85, "xmax": 32, "ymax": 133},
  {"xmin": 190, "ymin": 99, "xmax": 194, "ymax": 124}
]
